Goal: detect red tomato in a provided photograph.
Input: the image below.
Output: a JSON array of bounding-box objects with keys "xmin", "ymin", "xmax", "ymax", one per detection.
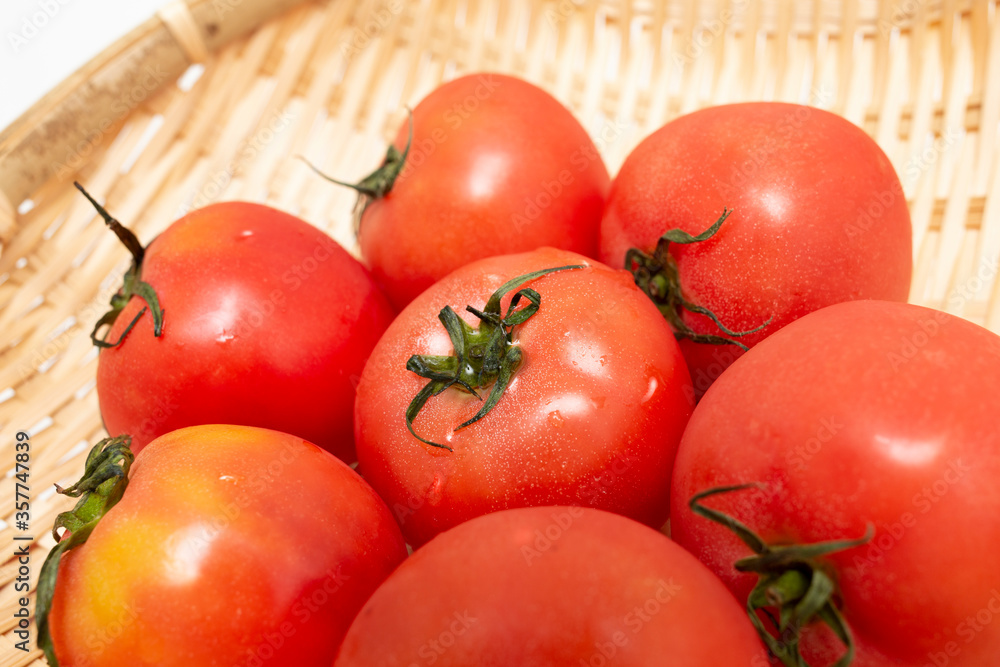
[
  {"xmin": 354, "ymin": 247, "xmax": 693, "ymax": 547},
  {"xmin": 46, "ymin": 425, "xmax": 407, "ymax": 667},
  {"xmin": 335, "ymin": 506, "xmax": 768, "ymax": 666},
  {"xmin": 600, "ymin": 103, "xmax": 912, "ymax": 395},
  {"xmin": 670, "ymin": 301, "xmax": 1000, "ymax": 666},
  {"xmin": 93, "ymin": 200, "xmax": 393, "ymax": 461},
  {"xmin": 342, "ymin": 73, "xmax": 610, "ymax": 309}
]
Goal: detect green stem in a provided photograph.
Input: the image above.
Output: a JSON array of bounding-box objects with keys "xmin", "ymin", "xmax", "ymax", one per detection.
[
  {"xmin": 689, "ymin": 485, "xmax": 873, "ymax": 667},
  {"xmin": 404, "ymin": 265, "xmax": 584, "ymax": 450},
  {"xmin": 300, "ymin": 109, "xmax": 413, "ymax": 233},
  {"xmin": 625, "ymin": 209, "xmax": 771, "ymax": 350},
  {"xmin": 75, "ymin": 182, "xmax": 164, "ymax": 347},
  {"xmin": 36, "ymin": 436, "xmax": 135, "ymax": 667}
]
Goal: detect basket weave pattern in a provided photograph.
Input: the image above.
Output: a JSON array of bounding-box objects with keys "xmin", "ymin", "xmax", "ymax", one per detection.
[{"xmin": 0, "ymin": 0, "xmax": 998, "ymax": 663}]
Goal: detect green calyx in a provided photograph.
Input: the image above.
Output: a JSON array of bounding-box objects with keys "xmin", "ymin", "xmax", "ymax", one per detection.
[
  {"xmin": 405, "ymin": 265, "xmax": 584, "ymax": 451},
  {"xmin": 300, "ymin": 109, "xmax": 413, "ymax": 233},
  {"xmin": 625, "ymin": 209, "xmax": 769, "ymax": 350},
  {"xmin": 36, "ymin": 435, "xmax": 135, "ymax": 667},
  {"xmin": 75, "ymin": 182, "xmax": 164, "ymax": 348},
  {"xmin": 690, "ymin": 484, "xmax": 874, "ymax": 667}
]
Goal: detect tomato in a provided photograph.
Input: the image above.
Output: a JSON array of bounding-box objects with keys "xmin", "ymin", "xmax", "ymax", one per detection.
[
  {"xmin": 325, "ymin": 72, "xmax": 610, "ymax": 309},
  {"xmin": 89, "ymin": 197, "xmax": 394, "ymax": 461},
  {"xmin": 42, "ymin": 425, "xmax": 407, "ymax": 667},
  {"xmin": 670, "ymin": 300, "xmax": 1000, "ymax": 666},
  {"xmin": 600, "ymin": 103, "xmax": 912, "ymax": 395},
  {"xmin": 334, "ymin": 506, "xmax": 768, "ymax": 666},
  {"xmin": 354, "ymin": 247, "xmax": 693, "ymax": 547}
]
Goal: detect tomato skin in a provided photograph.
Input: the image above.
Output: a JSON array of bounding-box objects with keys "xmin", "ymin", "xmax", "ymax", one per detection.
[
  {"xmin": 49, "ymin": 425, "xmax": 407, "ymax": 667},
  {"xmin": 334, "ymin": 506, "xmax": 768, "ymax": 666},
  {"xmin": 600, "ymin": 103, "xmax": 912, "ymax": 393},
  {"xmin": 96, "ymin": 202, "xmax": 394, "ymax": 462},
  {"xmin": 670, "ymin": 301, "xmax": 1000, "ymax": 666},
  {"xmin": 355, "ymin": 247, "xmax": 693, "ymax": 547},
  {"xmin": 358, "ymin": 73, "xmax": 610, "ymax": 309}
]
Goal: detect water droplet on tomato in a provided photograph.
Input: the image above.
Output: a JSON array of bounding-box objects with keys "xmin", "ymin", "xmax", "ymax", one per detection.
[
  {"xmin": 427, "ymin": 473, "xmax": 446, "ymax": 506},
  {"xmin": 236, "ymin": 230, "xmax": 254, "ymax": 240},
  {"xmin": 548, "ymin": 410, "xmax": 565, "ymax": 428},
  {"xmin": 641, "ymin": 376, "xmax": 658, "ymax": 404}
]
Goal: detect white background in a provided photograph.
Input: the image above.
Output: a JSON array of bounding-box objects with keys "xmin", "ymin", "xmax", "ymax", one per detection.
[{"xmin": 1, "ymin": 0, "xmax": 166, "ymax": 130}]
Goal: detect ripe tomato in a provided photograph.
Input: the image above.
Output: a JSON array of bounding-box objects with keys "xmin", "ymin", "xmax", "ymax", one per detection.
[
  {"xmin": 354, "ymin": 247, "xmax": 693, "ymax": 547},
  {"xmin": 89, "ymin": 196, "xmax": 393, "ymax": 461},
  {"xmin": 334, "ymin": 506, "xmax": 768, "ymax": 666},
  {"xmin": 324, "ymin": 73, "xmax": 610, "ymax": 309},
  {"xmin": 43, "ymin": 425, "xmax": 407, "ymax": 667},
  {"xmin": 670, "ymin": 301, "xmax": 1000, "ymax": 666},
  {"xmin": 600, "ymin": 103, "xmax": 911, "ymax": 395}
]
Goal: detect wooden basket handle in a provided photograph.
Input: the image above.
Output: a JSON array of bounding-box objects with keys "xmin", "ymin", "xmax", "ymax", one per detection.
[{"xmin": 0, "ymin": 0, "xmax": 312, "ymax": 244}]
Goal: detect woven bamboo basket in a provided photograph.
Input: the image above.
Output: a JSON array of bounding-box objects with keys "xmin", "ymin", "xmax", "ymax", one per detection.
[{"xmin": 1, "ymin": 0, "xmax": 998, "ymax": 663}]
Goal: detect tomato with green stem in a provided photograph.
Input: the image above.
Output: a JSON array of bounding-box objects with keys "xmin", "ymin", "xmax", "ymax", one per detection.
[
  {"xmin": 354, "ymin": 247, "xmax": 694, "ymax": 547},
  {"xmin": 308, "ymin": 73, "xmax": 611, "ymax": 309},
  {"xmin": 601, "ymin": 103, "xmax": 912, "ymax": 395},
  {"xmin": 670, "ymin": 300, "xmax": 1000, "ymax": 666},
  {"xmin": 38, "ymin": 425, "xmax": 407, "ymax": 667},
  {"xmin": 79, "ymin": 185, "xmax": 393, "ymax": 462}
]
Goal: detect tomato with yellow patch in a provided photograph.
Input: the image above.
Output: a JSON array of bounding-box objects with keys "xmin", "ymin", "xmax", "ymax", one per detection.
[{"xmin": 48, "ymin": 425, "xmax": 407, "ymax": 666}]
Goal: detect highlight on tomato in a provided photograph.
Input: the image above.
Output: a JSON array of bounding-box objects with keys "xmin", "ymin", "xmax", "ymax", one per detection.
[
  {"xmin": 37, "ymin": 425, "xmax": 408, "ymax": 667},
  {"xmin": 307, "ymin": 72, "xmax": 611, "ymax": 309},
  {"xmin": 600, "ymin": 103, "xmax": 912, "ymax": 396},
  {"xmin": 670, "ymin": 300, "xmax": 1000, "ymax": 666},
  {"xmin": 334, "ymin": 506, "xmax": 769, "ymax": 666},
  {"xmin": 354, "ymin": 247, "xmax": 694, "ymax": 547},
  {"xmin": 77, "ymin": 185, "xmax": 394, "ymax": 462}
]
